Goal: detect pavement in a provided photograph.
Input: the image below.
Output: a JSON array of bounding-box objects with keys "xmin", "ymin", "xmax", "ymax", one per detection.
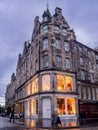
[{"xmin": 0, "ymin": 116, "xmax": 98, "ymax": 130}]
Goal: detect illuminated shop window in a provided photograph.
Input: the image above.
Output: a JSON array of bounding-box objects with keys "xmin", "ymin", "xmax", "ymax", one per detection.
[
  {"xmin": 65, "ymin": 76, "xmax": 73, "ymax": 91},
  {"xmin": 31, "ymin": 99, "xmax": 34, "ymax": 115},
  {"xmin": 31, "ymin": 78, "xmax": 38, "ymax": 93},
  {"xmin": 57, "ymin": 75, "xmax": 64, "ymax": 91},
  {"xmin": 42, "ymin": 74, "xmax": 50, "ymax": 91},
  {"xmin": 57, "ymin": 98, "xmax": 66, "ymax": 115},
  {"xmin": 27, "ymin": 83, "xmax": 31, "ymax": 95},
  {"xmin": 67, "ymin": 98, "xmax": 76, "ymax": 114}
]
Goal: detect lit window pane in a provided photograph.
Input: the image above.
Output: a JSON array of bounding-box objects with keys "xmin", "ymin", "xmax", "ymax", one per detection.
[
  {"xmin": 57, "ymin": 75, "xmax": 64, "ymax": 91},
  {"xmin": 65, "ymin": 76, "xmax": 73, "ymax": 91},
  {"xmin": 27, "ymin": 83, "xmax": 31, "ymax": 95},
  {"xmin": 31, "ymin": 99, "xmax": 34, "ymax": 115},
  {"xmin": 42, "ymin": 75, "xmax": 50, "ymax": 91},
  {"xmin": 67, "ymin": 98, "xmax": 76, "ymax": 114},
  {"xmin": 57, "ymin": 98, "xmax": 66, "ymax": 115},
  {"xmin": 31, "ymin": 78, "xmax": 38, "ymax": 93}
]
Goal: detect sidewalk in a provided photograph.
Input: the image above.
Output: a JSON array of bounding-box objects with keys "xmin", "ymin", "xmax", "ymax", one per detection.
[{"xmin": 14, "ymin": 118, "xmax": 98, "ymax": 129}]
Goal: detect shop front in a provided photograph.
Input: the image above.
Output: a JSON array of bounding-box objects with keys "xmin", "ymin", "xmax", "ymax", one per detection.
[{"xmin": 79, "ymin": 100, "xmax": 98, "ymax": 118}]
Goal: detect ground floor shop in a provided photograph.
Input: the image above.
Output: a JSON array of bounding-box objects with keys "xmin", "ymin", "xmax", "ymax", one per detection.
[
  {"xmin": 79, "ymin": 100, "xmax": 98, "ymax": 118},
  {"xmin": 18, "ymin": 94, "xmax": 78, "ymax": 120}
]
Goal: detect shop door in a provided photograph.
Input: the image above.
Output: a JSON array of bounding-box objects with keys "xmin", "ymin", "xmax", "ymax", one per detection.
[{"xmin": 42, "ymin": 98, "xmax": 51, "ymax": 118}]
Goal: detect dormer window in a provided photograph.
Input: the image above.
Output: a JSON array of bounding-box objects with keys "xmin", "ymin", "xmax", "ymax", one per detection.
[
  {"xmin": 43, "ymin": 25, "xmax": 48, "ymax": 33},
  {"xmin": 44, "ymin": 17, "xmax": 48, "ymax": 22},
  {"xmin": 54, "ymin": 25, "xmax": 59, "ymax": 34}
]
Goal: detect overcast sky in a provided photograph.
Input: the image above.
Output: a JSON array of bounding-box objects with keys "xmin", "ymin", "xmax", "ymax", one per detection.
[{"xmin": 0, "ymin": 0, "xmax": 98, "ymax": 97}]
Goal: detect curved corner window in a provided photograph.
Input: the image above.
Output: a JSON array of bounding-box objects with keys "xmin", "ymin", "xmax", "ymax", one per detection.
[
  {"xmin": 31, "ymin": 78, "xmax": 38, "ymax": 93},
  {"xmin": 42, "ymin": 74, "xmax": 50, "ymax": 91}
]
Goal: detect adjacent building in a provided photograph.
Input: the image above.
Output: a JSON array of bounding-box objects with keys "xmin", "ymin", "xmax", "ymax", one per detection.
[{"xmin": 5, "ymin": 7, "xmax": 98, "ymax": 121}]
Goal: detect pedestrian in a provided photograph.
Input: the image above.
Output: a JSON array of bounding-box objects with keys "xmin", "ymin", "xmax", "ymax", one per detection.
[
  {"xmin": 52, "ymin": 114, "xmax": 62, "ymax": 127},
  {"xmin": 9, "ymin": 108, "xmax": 14, "ymax": 123}
]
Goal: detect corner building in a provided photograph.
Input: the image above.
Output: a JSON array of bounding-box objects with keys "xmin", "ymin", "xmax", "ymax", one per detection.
[{"xmin": 10, "ymin": 7, "xmax": 98, "ymax": 122}]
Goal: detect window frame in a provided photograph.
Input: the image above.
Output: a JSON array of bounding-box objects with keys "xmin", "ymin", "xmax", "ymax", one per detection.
[{"xmin": 42, "ymin": 55, "xmax": 49, "ymax": 67}]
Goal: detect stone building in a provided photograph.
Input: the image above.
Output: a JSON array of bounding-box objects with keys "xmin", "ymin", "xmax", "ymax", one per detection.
[
  {"xmin": 5, "ymin": 7, "xmax": 98, "ymax": 121},
  {"xmin": 5, "ymin": 73, "xmax": 16, "ymax": 108}
]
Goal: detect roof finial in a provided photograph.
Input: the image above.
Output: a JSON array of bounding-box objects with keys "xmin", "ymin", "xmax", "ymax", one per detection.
[{"xmin": 47, "ymin": 1, "xmax": 49, "ymax": 9}]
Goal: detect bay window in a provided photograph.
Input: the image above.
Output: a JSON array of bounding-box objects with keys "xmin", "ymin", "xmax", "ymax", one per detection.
[
  {"xmin": 65, "ymin": 76, "xmax": 73, "ymax": 91},
  {"xmin": 57, "ymin": 97, "xmax": 76, "ymax": 115},
  {"xmin": 31, "ymin": 78, "xmax": 38, "ymax": 94},
  {"xmin": 57, "ymin": 74, "xmax": 74, "ymax": 92}
]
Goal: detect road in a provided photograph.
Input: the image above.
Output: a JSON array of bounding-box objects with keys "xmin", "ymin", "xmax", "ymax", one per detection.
[{"xmin": 0, "ymin": 116, "xmax": 98, "ymax": 130}]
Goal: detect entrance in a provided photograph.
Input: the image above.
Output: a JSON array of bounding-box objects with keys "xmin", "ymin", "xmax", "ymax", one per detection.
[{"xmin": 42, "ymin": 98, "xmax": 51, "ymax": 118}]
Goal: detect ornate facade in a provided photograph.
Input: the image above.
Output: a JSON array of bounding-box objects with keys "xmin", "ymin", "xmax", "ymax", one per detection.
[{"xmin": 5, "ymin": 7, "xmax": 98, "ymax": 121}]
